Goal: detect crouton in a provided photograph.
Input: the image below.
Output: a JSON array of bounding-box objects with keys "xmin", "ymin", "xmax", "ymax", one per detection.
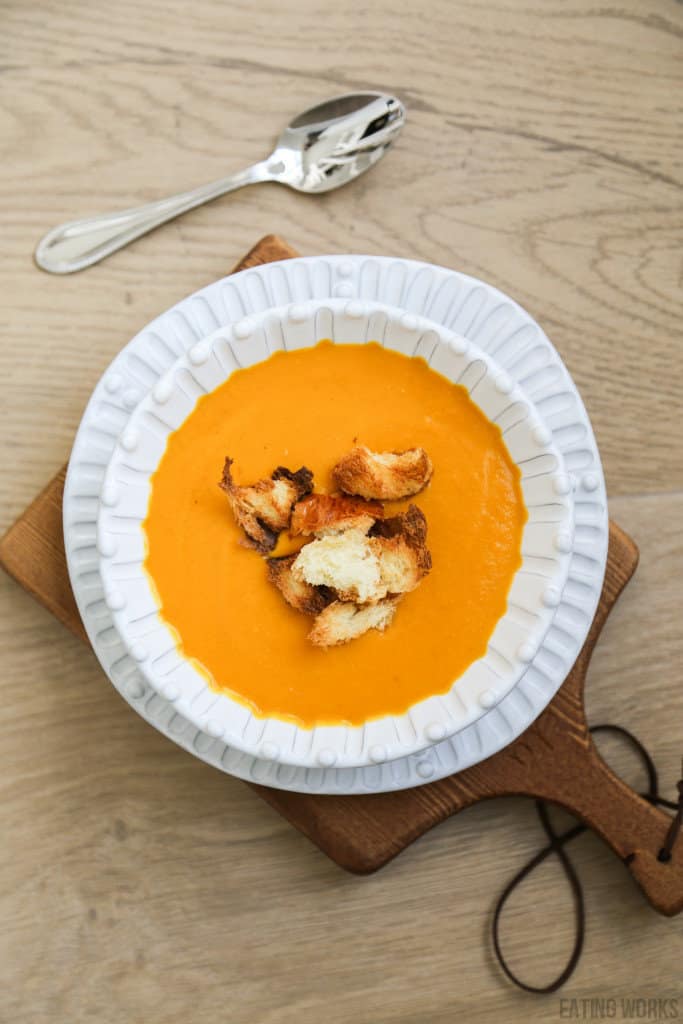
[
  {"xmin": 371, "ymin": 503, "xmax": 429, "ymax": 549},
  {"xmin": 290, "ymin": 493, "xmax": 384, "ymax": 538},
  {"xmin": 293, "ymin": 509, "xmax": 431, "ymax": 605},
  {"xmin": 308, "ymin": 598, "xmax": 399, "ymax": 647},
  {"xmin": 373, "ymin": 534, "xmax": 430, "ymax": 595},
  {"xmin": 292, "ymin": 528, "xmax": 382, "ymax": 604},
  {"xmin": 266, "ymin": 554, "xmax": 333, "ymax": 616},
  {"xmin": 333, "ymin": 446, "xmax": 433, "ymax": 500},
  {"xmin": 219, "ymin": 458, "xmax": 313, "ymax": 553},
  {"xmin": 371, "ymin": 504, "xmax": 431, "ymax": 593}
]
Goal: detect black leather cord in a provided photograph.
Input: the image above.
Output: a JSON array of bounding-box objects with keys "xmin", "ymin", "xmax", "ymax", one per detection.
[{"xmin": 491, "ymin": 725, "xmax": 683, "ymax": 994}]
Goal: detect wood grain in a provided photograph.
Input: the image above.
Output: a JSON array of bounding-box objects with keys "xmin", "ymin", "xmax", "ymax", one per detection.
[{"xmin": 1, "ymin": 2, "xmax": 682, "ymax": 1021}]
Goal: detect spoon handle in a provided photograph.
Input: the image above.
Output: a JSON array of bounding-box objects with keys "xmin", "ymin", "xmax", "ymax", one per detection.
[{"xmin": 34, "ymin": 161, "xmax": 273, "ymax": 274}]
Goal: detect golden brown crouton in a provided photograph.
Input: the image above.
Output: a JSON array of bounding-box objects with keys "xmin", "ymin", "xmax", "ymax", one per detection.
[
  {"xmin": 219, "ymin": 458, "xmax": 313, "ymax": 553},
  {"xmin": 308, "ymin": 598, "xmax": 400, "ymax": 647},
  {"xmin": 333, "ymin": 446, "xmax": 433, "ymax": 500},
  {"xmin": 371, "ymin": 504, "xmax": 431, "ymax": 593},
  {"xmin": 293, "ymin": 509, "xmax": 431, "ymax": 605},
  {"xmin": 371, "ymin": 503, "xmax": 429, "ymax": 550},
  {"xmin": 373, "ymin": 534, "xmax": 430, "ymax": 595},
  {"xmin": 266, "ymin": 554, "xmax": 333, "ymax": 616},
  {"xmin": 290, "ymin": 493, "xmax": 384, "ymax": 538},
  {"xmin": 293, "ymin": 528, "xmax": 382, "ymax": 604}
]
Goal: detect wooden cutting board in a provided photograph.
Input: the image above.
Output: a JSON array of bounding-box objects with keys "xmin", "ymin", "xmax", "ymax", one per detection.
[{"xmin": 1, "ymin": 235, "xmax": 681, "ymax": 917}]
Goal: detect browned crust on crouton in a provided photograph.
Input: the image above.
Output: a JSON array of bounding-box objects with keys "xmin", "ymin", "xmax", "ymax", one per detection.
[
  {"xmin": 219, "ymin": 458, "xmax": 276, "ymax": 552},
  {"xmin": 219, "ymin": 457, "xmax": 314, "ymax": 553},
  {"xmin": 370, "ymin": 503, "xmax": 426, "ymax": 543},
  {"xmin": 370, "ymin": 503, "xmax": 431, "ymax": 592},
  {"xmin": 333, "ymin": 446, "xmax": 433, "ymax": 500},
  {"xmin": 266, "ymin": 554, "xmax": 333, "ymax": 616},
  {"xmin": 293, "ymin": 504, "xmax": 431, "ymax": 605},
  {"xmin": 271, "ymin": 465, "xmax": 314, "ymax": 495},
  {"xmin": 371, "ymin": 534, "xmax": 431, "ymax": 594},
  {"xmin": 290, "ymin": 493, "xmax": 384, "ymax": 537},
  {"xmin": 307, "ymin": 597, "xmax": 400, "ymax": 647}
]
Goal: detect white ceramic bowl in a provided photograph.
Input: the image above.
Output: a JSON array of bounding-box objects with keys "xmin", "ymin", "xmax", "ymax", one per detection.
[{"xmin": 96, "ymin": 298, "xmax": 574, "ymax": 769}]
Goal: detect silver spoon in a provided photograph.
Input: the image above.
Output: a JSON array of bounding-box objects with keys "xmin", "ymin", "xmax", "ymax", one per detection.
[{"xmin": 35, "ymin": 92, "xmax": 405, "ymax": 275}]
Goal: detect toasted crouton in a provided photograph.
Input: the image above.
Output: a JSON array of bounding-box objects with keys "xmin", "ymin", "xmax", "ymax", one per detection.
[
  {"xmin": 292, "ymin": 528, "xmax": 382, "ymax": 604},
  {"xmin": 308, "ymin": 598, "xmax": 399, "ymax": 647},
  {"xmin": 219, "ymin": 458, "xmax": 313, "ymax": 553},
  {"xmin": 293, "ymin": 509, "xmax": 431, "ymax": 604},
  {"xmin": 266, "ymin": 554, "xmax": 333, "ymax": 616},
  {"xmin": 372, "ymin": 534, "xmax": 430, "ymax": 595},
  {"xmin": 371, "ymin": 504, "xmax": 431, "ymax": 593},
  {"xmin": 333, "ymin": 446, "xmax": 433, "ymax": 500},
  {"xmin": 290, "ymin": 493, "xmax": 384, "ymax": 538},
  {"xmin": 371, "ymin": 503, "xmax": 428, "ymax": 547}
]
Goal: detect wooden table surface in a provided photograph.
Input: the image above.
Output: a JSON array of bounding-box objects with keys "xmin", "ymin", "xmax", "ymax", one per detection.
[{"xmin": 1, "ymin": 2, "xmax": 681, "ymax": 1021}]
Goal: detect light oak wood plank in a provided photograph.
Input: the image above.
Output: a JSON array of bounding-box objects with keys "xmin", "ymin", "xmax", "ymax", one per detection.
[{"xmin": 1, "ymin": 0, "xmax": 681, "ymax": 1020}]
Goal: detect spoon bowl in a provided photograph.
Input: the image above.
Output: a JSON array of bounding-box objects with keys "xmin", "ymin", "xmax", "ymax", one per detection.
[
  {"xmin": 35, "ymin": 92, "xmax": 406, "ymax": 274},
  {"xmin": 272, "ymin": 92, "xmax": 405, "ymax": 193}
]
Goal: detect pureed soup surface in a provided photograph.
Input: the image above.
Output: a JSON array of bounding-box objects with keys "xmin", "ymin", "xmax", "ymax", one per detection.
[{"xmin": 143, "ymin": 341, "xmax": 527, "ymax": 727}]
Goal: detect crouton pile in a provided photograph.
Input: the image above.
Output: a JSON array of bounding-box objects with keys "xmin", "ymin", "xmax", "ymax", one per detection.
[{"xmin": 219, "ymin": 446, "xmax": 433, "ymax": 647}]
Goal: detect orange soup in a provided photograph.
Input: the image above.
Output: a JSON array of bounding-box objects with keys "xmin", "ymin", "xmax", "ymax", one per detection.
[{"xmin": 143, "ymin": 341, "xmax": 526, "ymax": 727}]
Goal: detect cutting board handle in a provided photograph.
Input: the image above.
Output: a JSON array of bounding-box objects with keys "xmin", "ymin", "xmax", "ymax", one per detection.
[
  {"xmin": 493, "ymin": 523, "xmax": 683, "ymax": 916},
  {"xmin": 536, "ymin": 742, "xmax": 683, "ymax": 917}
]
